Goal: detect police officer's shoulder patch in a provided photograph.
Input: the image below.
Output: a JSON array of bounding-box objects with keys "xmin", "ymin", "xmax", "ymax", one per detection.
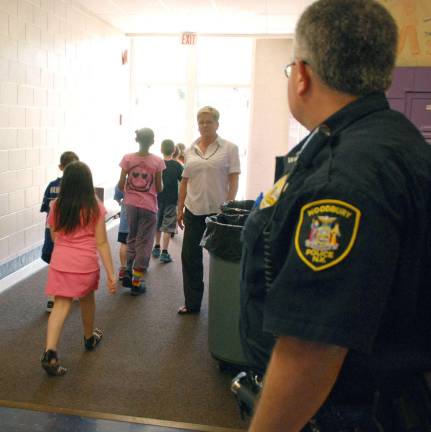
[{"xmin": 294, "ymin": 199, "xmax": 361, "ymax": 271}]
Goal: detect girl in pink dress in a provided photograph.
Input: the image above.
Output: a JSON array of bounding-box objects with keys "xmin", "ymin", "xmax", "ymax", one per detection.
[{"xmin": 41, "ymin": 161, "xmax": 117, "ymax": 376}]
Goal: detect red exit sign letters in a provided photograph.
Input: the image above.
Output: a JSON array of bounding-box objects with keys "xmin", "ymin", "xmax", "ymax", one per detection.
[{"xmin": 181, "ymin": 32, "xmax": 196, "ymax": 45}]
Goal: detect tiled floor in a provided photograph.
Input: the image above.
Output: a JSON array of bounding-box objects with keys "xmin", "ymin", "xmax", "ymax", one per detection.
[{"xmin": 0, "ymin": 405, "xmax": 236, "ymax": 432}]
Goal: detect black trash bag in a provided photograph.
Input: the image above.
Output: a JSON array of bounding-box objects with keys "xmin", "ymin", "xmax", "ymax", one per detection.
[
  {"xmin": 201, "ymin": 215, "xmax": 245, "ymax": 262},
  {"xmin": 220, "ymin": 200, "xmax": 255, "ymax": 215},
  {"xmin": 216, "ymin": 213, "xmax": 249, "ymax": 226}
]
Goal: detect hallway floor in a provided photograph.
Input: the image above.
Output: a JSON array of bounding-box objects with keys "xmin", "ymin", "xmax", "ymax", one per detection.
[
  {"xmin": 0, "ymin": 221, "xmax": 246, "ymax": 432},
  {"xmin": 0, "ymin": 403, "xmax": 239, "ymax": 432}
]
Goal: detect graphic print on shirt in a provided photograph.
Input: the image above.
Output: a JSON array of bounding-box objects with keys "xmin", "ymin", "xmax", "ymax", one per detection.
[
  {"xmin": 127, "ymin": 163, "xmax": 154, "ymax": 192},
  {"xmin": 295, "ymin": 199, "xmax": 361, "ymax": 271},
  {"xmin": 50, "ymin": 185, "xmax": 60, "ymax": 196}
]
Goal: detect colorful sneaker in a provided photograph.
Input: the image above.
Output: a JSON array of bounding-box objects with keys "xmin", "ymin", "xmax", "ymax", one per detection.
[
  {"xmin": 131, "ymin": 269, "xmax": 146, "ymax": 295},
  {"xmin": 131, "ymin": 281, "xmax": 146, "ymax": 296},
  {"xmin": 118, "ymin": 267, "xmax": 126, "ymax": 281},
  {"xmin": 122, "ymin": 269, "xmax": 132, "ymax": 288},
  {"xmin": 46, "ymin": 300, "xmax": 54, "ymax": 313},
  {"xmin": 152, "ymin": 246, "xmax": 161, "ymax": 258},
  {"xmin": 159, "ymin": 251, "xmax": 172, "ymax": 263}
]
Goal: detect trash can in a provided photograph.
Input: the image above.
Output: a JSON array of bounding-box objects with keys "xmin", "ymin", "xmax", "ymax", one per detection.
[
  {"xmin": 220, "ymin": 200, "xmax": 255, "ymax": 215},
  {"xmin": 202, "ymin": 200, "xmax": 254, "ymax": 371}
]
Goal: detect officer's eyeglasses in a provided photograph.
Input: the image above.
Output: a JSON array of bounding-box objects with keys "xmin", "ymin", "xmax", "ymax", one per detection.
[{"xmin": 284, "ymin": 60, "xmax": 309, "ymax": 78}]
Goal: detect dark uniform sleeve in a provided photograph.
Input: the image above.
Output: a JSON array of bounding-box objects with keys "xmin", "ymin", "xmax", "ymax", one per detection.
[{"xmin": 263, "ymin": 186, "xmax": 400, "ymax": 354}]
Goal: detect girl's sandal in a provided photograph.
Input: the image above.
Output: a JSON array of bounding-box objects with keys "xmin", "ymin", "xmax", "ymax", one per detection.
[
  {"xmin": 84, "ymin": 328, "xmax": 103, "ymax": 351},
  {"xmin": 41, "ymin": 349, "xmax": 67, "ymax": 376}
]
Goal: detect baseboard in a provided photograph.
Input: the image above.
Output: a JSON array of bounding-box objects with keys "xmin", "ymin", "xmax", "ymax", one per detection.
[
  {"xmin": 0, "ymin": 245, "xmax": 44, "ymax": 281},
  {"xmin": 0, "ymin": 218, "xmax": 119, "ymax": 295},
  {"xmin": 0, "ymin": 255, "xmax": 47, "ymax": 295}
]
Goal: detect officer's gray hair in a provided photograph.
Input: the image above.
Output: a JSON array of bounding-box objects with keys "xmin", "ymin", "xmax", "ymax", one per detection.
[{"xmin": 295, "ymin": 0, "xmax": 398, "ymax": 96}]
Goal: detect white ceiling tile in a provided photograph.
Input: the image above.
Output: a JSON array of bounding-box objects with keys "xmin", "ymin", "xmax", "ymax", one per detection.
[
  {"xmin": 75, "ymin": 0, "xmax": 310, "ymax": 34},
  {"xmin": 162, "ymin": 0, "xmax": 214, "ymax": 13},
  {"xmin": 113, "ymin": 0, "xmax": 170, "ymax": 14},
  {"xmin": 75, "ymin": 0, "xmax": 123, "ymax": 15},
  {"xmin": 214, "ymin": 0, "xmax": 268, "ymax": 15}
]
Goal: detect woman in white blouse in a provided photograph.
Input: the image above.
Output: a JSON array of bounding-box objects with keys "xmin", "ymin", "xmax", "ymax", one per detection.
[{"xmin": 177, "ymin": 106, "xmax": 241, "ymax": 314}]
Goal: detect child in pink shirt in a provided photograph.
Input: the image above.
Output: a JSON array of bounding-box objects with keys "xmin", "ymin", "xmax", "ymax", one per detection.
[
  {"xmin": 41, "ymin": 161, "xmax": 117, "ymax": 376},
  {"xmin": 118, "ymin": 128, "xmax": 165, "ymax": 295}
]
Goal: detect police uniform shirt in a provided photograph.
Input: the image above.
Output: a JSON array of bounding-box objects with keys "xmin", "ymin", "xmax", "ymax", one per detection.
[{"xmin": 240, "ymin": 93, "xmax": 431, "ymax": 381}]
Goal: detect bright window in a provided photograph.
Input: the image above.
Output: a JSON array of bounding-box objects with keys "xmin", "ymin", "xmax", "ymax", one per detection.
[
  {"xmin": 130, "ymin": 36, "xmax": 253, "ymax": 198},
  {"xmin": 196, "ymin": 86, "xmax": 250, "ymax": 157},
  {"xmin": 132, "ymin": 37, "xmax": 188, "ymax": 83},
  {"xmin": 132, "ymin": 84, "xmax": 188, "ymax": 148},
  {"xmin": 197, "ymin": 38, "xmax": 252, "ymax": 85}
]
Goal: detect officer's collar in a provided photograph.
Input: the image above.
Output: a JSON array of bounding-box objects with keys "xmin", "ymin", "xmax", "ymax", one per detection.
[
  {"xmin": 284, "ymin": 93, "xmax": 389, "ymax": 172},
  {"xmin": 294, "ymin": 93, "xmax": 388, "ymax": 170},
  {"xmin": 322, "ymin": 92, "xmax": 389, "ymax": 135}
]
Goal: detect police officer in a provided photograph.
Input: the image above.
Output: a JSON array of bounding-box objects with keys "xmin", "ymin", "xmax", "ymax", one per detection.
[{"xmin": 239, "ymin": 0, "xmax": 431, "ymax": 431}]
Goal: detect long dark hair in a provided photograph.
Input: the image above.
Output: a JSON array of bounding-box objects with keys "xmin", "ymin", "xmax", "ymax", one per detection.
[{"xmin": 54, "ymin": 161, "xmax": 100, "ymax": 233}]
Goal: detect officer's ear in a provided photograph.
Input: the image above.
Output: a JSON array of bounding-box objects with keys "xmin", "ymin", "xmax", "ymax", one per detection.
[{"xmin": 296, "ymin": 61, "xmax": 311, "ymax": 96}]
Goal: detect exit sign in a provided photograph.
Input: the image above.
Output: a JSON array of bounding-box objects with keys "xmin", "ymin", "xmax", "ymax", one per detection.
[{"xmin": 181, "ymin": 32, "xmax": 196, "ymax": 45}]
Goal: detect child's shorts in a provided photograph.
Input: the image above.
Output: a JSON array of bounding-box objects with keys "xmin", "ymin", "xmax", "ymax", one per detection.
[
  {"xmin": 118, "ymin": 231, "xmax": 128, "ymax": 244},
  {"xmin": 45, "ymin": 268, "xmax": 100, "ymax": 298},
  {"xmin": 156, "ymin": 203, "xmax": 177, "ymax": 233}
]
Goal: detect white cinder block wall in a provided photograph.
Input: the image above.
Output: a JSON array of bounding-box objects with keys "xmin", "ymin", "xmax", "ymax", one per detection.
[
  {"xmin": 0, "ymin": 0, "xmax": 130, "ymax": 278},
  {"xmin": 0, "ymin": 2, "xmax": 298, "ymax": 279}
]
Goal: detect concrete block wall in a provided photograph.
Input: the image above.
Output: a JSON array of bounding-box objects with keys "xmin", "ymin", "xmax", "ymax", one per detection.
[{"xmin": 0, "ymin": 0, "xmax": 130, "ymax": 278}]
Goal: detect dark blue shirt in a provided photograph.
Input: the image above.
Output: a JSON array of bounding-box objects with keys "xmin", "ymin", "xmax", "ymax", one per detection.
[
  {"xmin": 240, "ymin": 93, "xmax": 431, "ymax": 389},
  {"xmin": 157, "ymin": 159, "xmax": 183, "ymax": 206},
  {"xmin": 40, "ymin": 178, "xmax": 61, "ymax": 213},
  {"xmin": 40, "ymin": 177, "xmax": 61, "ymax": 263}
]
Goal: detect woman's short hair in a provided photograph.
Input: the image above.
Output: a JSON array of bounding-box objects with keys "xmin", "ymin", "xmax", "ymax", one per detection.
[
  {"xmin": 295, "ymin": 0, "xmax": 398, "ymax": 96},
  {"xmin": 197, "ymin": 106, "xmax": 220, "ymax": 122}
]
